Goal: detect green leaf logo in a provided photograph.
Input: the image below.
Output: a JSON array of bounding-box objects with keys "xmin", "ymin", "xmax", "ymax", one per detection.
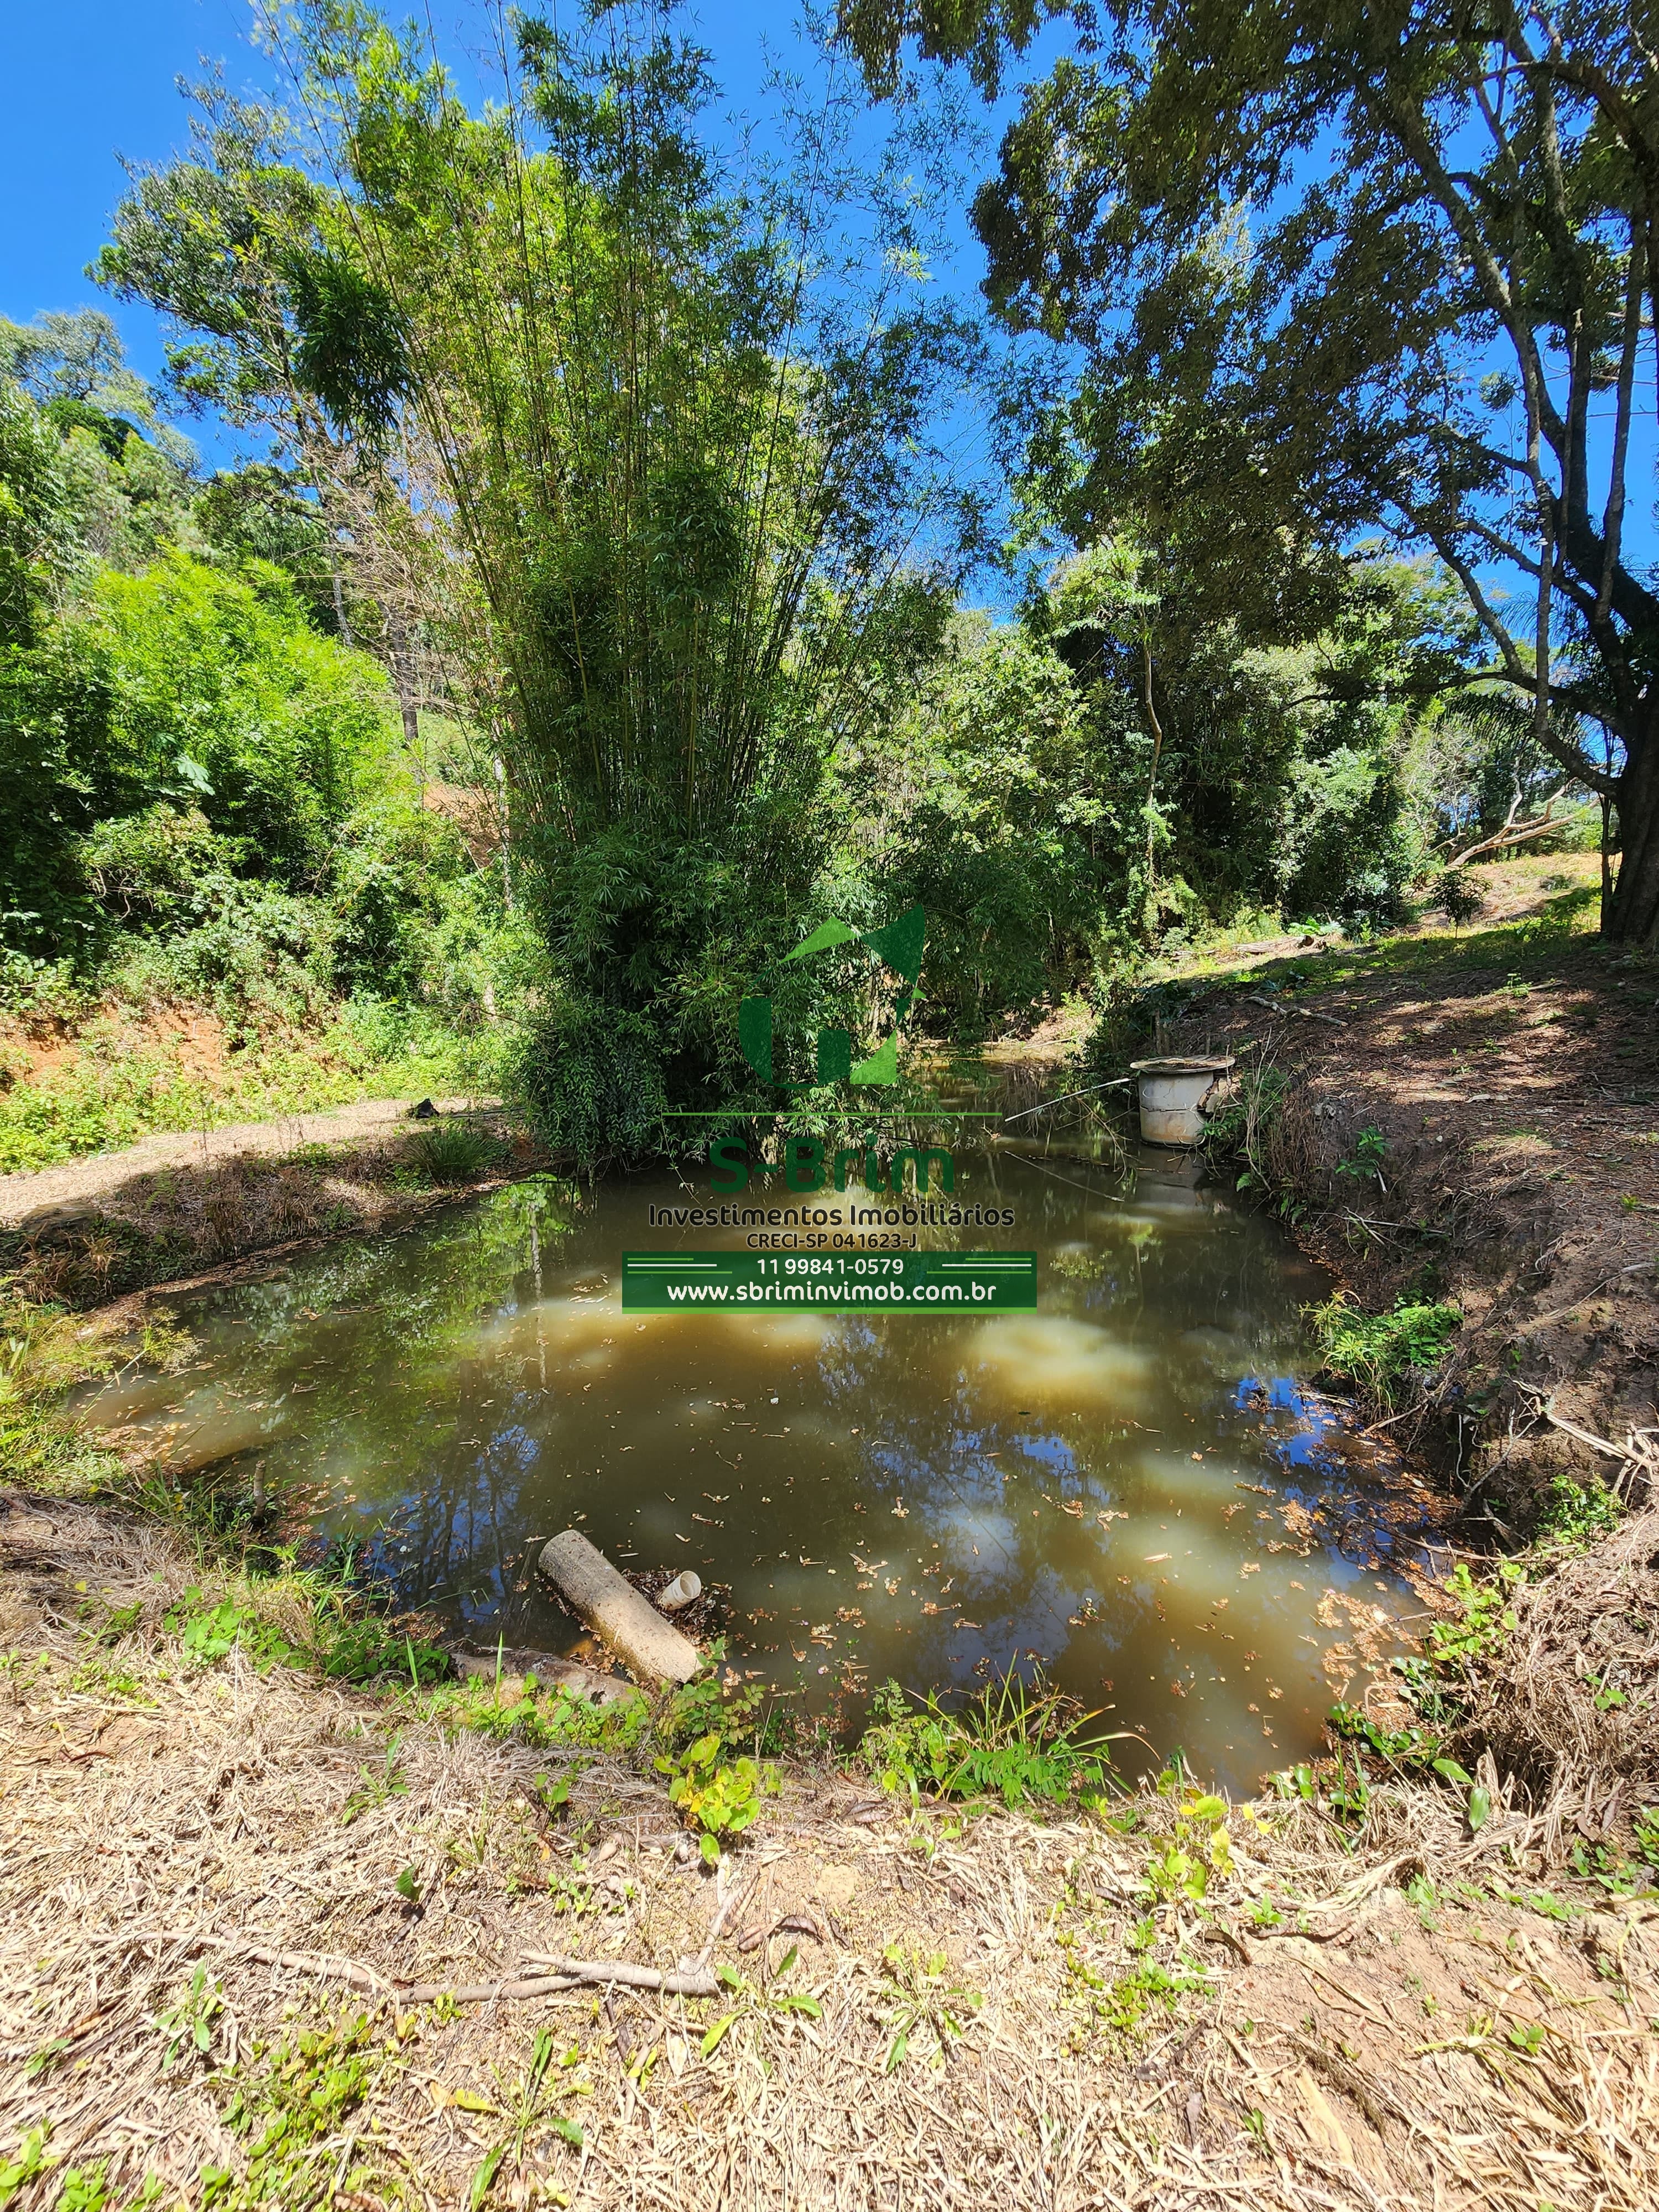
[{"xmin": 738, "ymin": 904, "xmax": 924, "ymax": 1090}]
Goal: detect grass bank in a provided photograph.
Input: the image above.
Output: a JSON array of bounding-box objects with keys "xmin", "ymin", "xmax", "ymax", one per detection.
[{"xmin": 0, "ymin": 992, "xmax": 495, "ymax": 1176}]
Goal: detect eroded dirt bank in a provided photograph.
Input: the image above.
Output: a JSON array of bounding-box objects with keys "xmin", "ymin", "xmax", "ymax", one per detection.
[{"xmin": 1160, "ymin": 916, "xmax": 1657, "ymax": 1512}]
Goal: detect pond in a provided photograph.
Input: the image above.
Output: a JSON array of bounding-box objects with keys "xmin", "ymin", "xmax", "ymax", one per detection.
[{"xmin": 80, "ymin": 1146, "xmax": 1446, "ymax": 1793}]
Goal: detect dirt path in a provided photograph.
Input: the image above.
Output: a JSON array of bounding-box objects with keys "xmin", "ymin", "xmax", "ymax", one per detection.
[{"xmin": 0, "ymin": 1093, "xmax": 490, "ymax": 1231}]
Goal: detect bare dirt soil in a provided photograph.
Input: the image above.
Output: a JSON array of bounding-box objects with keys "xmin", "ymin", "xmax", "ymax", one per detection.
[{"xmin": 1158, "ymin": 864, "xmax": 1657, "ymax": 1484}]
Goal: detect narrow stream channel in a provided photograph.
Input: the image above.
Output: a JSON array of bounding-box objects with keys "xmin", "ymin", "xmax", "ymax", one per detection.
[{"xmin": 81, "ymin": 1146, "xmax": 1445, "ymax": 1792}]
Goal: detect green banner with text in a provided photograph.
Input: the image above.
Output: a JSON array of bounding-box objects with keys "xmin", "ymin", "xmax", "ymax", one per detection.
[{"xmin": 623, "ymin": 1251, "xmax": 1037, "ymax": 1313}]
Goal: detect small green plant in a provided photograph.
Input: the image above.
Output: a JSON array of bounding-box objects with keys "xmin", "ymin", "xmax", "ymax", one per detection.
[
  {"xmin": 163, "ymin": 1588, "xmax": 300, "ymax": 1672},
  {"xmin": 1585, "ymin": 1668, "xmax": 1627, "ymax": 1712},
  {"xmin": 222, "ymin": 2004, "xmax": 389, "ymax": 2203},
  {"xmin": 54, "ymin": 2162, "xmax": 112, "ymax": 2212},
  {"xmin": 1405, "ymin": 1872, "xmax": 1440, "ymax": 1927},
  {"xmin": 698, "ymin": 1948, "xmax": 824, "ymax": 2057},
  {"xmin": 656, "ymin": 1733, "xmax": 776, "ymax": 1863},
  {"xmin": 1326, "ymin": 1702, "xmax": 1449, "ymax": 1770},
  {"xmin": 1427, "ymin": 1560, "xmax": 1523, "ymax": 1668},
  {"xmin": 874, "ymin": 1944, "xmax": 981, "ymax": 2071},
  {"xmin": 1334, "ymin": 1124, "xmax": 1389, "ymax": 1190},
  {"xmin": 0, "ymin": 2126, "xmax": 51, "ymax": 2209},
  {"xmin": 659, "ymin": 1646, "xmax": 768, "ymax": 1753},
  {"xmin": 1202, "ymin": 1065, "xmax": 1293, "ymax": 1204},
  {"xmin": 1308, "ymin": 1292, "xmax": 1461, "ymax": 1402},
  {"xmin": 546, "ymin": 1856, "xmax": 633, "ymax": 1916},
  {"xmin": 93, "ymin": 1599, "xmax": 144, "ymax": 1644},
  {"xmin": 462, "ymin": 2027, "xmax": 585, "ymax": 2208},
  {"xmin": 533, "ymin": 1770, "xmax": 571, "ymax": 1817},
  {"xmin": 155, "ymin": 1967, "xmax": 223, "ymax": 2069},
  {"xmin": 1631, "ymin": 1807, "xmax": 1659, "ymax": 1869},
  {"xmin": 410, "ymin": 1672, "xmax": 649, "ymax": 1754},
  {"xmin": 859, "ymin": 1670, "xmax": 1120, "ymax": 1810},
  {"xmin": 1144, "ymin": 1790, "xmax": 1235, "ymax": 1901},
  {"xmin": 340, "ymin": 1740, "xmax": 409, "ymax": 1825},
  {"xmin": 406, "ymin": 1120, "xmax": 503, "ymax": 1184},
  {"xmin": 1535, "ymin": 1475, "xmax": 1623, "ymax": 1551},
  {"xmin": 1098, "ymin": 1956, "xmax": 1211, "ymax": 2041},
  {"xmin": 1324, "ymin": 1752, "xmax": 1373, "ymax": 1835},
  {"xmin": 1568, "ymin": 1838, "xmax": 1653, "ymax": 1900}
]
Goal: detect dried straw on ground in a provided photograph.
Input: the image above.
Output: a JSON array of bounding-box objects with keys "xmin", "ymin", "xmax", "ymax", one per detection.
[
  {"xmin": 1468, "ymin": 1504, "xmax": 1659, "ymax": 1817},
  {"xmin": 2, "ymin": 1491, "xmax": 1656, "ymax": 2211}
]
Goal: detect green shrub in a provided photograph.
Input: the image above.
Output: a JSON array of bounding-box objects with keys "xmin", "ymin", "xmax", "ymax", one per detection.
[
  {"xmin": 656, "ymin": 1731, "xmax": 778, "ymax": 1863},
  {"xmin": 1426, "ymin": 1559, "xmax": 1524, "ymax": 1668},
  {"xmin": 1308, "ymin": 1291, "xmax": 1460, "ymax": 1401},
  {"xmin": 326, "ymin": 794, "xmax": 471, "ymax": 1001},
  {"xmin": 1533, "ymin": 1474, "xmax": 1623, "ymax": 1551},
  {"xmin": 1436, "ymin": 868, "xmax": 1485, "ymax": 926},
  {"xmin": 513, "ymin": 997, "xmax": 667, "ymax": 1165}
]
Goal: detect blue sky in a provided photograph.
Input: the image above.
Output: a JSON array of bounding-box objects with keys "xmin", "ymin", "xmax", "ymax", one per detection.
[
  {"xmin": 0, "ymin": 0, "xmax": 1024, "ymax": 498},
  {"xmin": 5, "ymin": 3, "xmax": 1644, "ymax": 630}
]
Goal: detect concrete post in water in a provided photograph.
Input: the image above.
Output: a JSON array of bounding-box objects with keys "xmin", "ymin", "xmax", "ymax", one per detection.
[{"xmin": 538, "ymin": 1529, "xmax": 701, "ymax": 1687}]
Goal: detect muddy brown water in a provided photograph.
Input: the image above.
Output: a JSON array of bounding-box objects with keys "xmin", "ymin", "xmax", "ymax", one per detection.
[{"xmin": 79, "ymin": 1147, "xmax": 1446, "ymax": 1792}]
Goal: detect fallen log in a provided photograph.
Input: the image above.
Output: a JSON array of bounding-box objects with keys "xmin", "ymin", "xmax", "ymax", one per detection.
[
  {"xmin": 538, "ymin": 1528, "xmax": 700, "ymax": 1688},
  {"xmin": 448, "ymin": 1644, "xmax": 637, "ymax": 1705}
]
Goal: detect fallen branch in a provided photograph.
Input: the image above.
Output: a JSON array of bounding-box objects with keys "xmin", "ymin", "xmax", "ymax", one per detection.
[
  {"xmin": 242, "ymin": 1943, "xmax": 395, "ymax": 1994},
  {"xmin": 1444, "ymin": 805, "xmax": 1567, "ymax": 869},
  {"xmin": 515, "ymin": 1954, "xmax": 721, "ymax": 1997},
  {"xmin": 1518, "ymin": 1388, "xmax": 1659, "ymax": 1474},
  {"xmin": 124, "ymin": 1929, "xmax": 720, "ymax": 2004},
  {"xmin": 1002, "ymin": 1078, "xmax": 1130, "ymax": 1124},
  {"xmin": 1243, "ymin": 994, "xmax": 1347, "ymax": 1027},
  {"xmin": 404, "ymin": 1974, "xmax": 580, "ymax": 2004},
  {"xmin": 124, "ymin": 1932, "xmax": 398, "ymax": 1996}
]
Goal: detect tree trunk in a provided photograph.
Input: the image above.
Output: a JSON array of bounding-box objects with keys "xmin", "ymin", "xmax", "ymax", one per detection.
[{"xmin": 1605, "ymin": 725, "xmax": 1659, "ymax": 947}]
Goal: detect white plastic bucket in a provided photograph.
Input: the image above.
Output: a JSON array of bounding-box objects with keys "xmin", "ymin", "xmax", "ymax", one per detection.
[{"xmin": 1130, "ymin": 1056, "xmax": 1237, "ymax": 1146}]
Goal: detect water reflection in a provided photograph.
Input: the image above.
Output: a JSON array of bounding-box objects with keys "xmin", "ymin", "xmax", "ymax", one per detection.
[{"xmin": 77, "ymin": 1150, "xmax": 1444, "ymax": 1791}]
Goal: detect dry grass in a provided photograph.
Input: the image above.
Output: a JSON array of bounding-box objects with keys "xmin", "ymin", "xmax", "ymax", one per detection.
[
  {"xmin": 1469, "ymin": 1505, "xmax": 1659, "ymax": 1822},
  {"xmin": 1, "ymin": 1115, "xmax": 526, "ymax": 1313},
  {"xmin": 1, "ymin": 1490, "xmax": 1656, "ymax": 2212}
]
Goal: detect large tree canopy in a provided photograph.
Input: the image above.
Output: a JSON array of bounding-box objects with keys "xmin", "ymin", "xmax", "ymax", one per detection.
[{"xmin": 842, "ymin": 0, "xmax": 1659, "ymax": 944}]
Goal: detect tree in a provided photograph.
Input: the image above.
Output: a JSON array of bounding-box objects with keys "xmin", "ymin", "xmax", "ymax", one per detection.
[
  {"xmin": 842, "ymin": 0, "xmax": 1659, "ymax": 944},
  {"xmin": 97, "ymin": 80, "xmax": 425, "ymax": 684},
  {"xmin": 238, "ymin": 1, "xmax": 980, "ymax": 1136}
]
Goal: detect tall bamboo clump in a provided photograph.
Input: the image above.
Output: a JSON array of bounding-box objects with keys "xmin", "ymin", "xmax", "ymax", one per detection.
[{"xmin": 292, "ymin": 1, "xmax": 972, "ymax": 1133}]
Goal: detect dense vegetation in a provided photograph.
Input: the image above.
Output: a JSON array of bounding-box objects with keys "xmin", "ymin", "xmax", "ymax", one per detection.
[{"xmin": 1, "ymin": 0, "xmax": 1621, "ymax": 1172}]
